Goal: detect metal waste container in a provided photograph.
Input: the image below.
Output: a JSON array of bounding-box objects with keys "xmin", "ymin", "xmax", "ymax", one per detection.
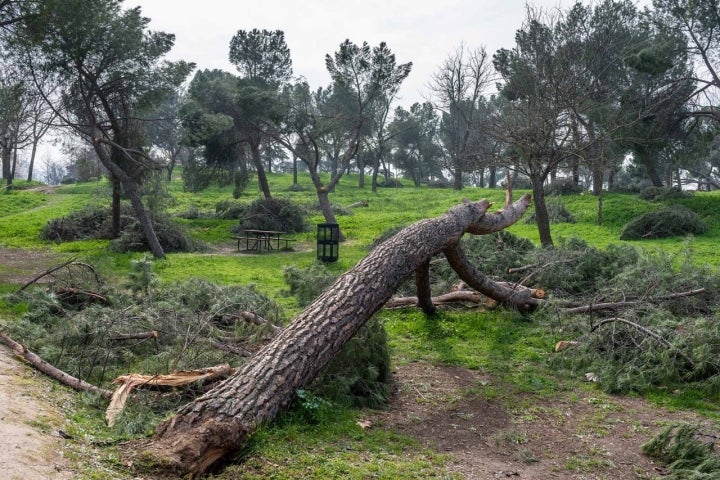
[{"xmin": 317, "ymin": 223, "xmax": 339, "ymax": 262}]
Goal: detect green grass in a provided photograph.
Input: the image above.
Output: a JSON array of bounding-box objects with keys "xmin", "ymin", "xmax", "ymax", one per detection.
[{"xmin": 3, "ymin": 174, "xmax": 720, "ymax": 478}]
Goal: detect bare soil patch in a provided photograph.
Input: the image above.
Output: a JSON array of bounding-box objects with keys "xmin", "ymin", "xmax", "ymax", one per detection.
[
  {"xmin": 0, "ymin": 247, "xmax": 62, "ymax": 285},
  {"xmin": 372, "ymin": 361, "xmax": 706, "ymax": 479},
  {"xmin": 0, "ymin": 344, "xmax": 73, "ymax": 479}
]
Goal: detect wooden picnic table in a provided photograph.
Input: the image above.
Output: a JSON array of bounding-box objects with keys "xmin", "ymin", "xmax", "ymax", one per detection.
[{"xmin": 234, "ymin": 229, "xmax": 295, "ymax": 252}]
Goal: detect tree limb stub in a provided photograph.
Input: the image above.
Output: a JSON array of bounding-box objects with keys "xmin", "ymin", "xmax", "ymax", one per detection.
[{"xmin": 138, "ymin": 195, "xmax": 531, "ymax": 478}]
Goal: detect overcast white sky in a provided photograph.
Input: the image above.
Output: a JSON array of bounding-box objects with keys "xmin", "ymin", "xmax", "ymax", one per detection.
[{"xmin": 124, "ymin": 0, "xmax": 583, "ymax": 107}]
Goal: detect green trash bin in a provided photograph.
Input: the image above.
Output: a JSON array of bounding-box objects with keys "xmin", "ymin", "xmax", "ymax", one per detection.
[{"xmin": 317, "ymin": 223, "xmax": 339, "ymax": 262}]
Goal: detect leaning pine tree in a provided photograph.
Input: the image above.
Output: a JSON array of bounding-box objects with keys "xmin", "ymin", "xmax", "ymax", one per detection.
[{"xmin": 138, "ymin": 194, "xmax": 538, "ymax": 477}]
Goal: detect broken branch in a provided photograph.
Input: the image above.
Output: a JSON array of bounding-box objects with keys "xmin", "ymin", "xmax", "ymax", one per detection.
[{"xmin": 0, "ymin": 331, "xmax": 112, "ymax": 398}]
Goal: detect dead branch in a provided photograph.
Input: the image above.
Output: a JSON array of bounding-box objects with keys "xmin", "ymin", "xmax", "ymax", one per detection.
[
  {"xmin": 0, "ymin": 331, "xmax": 112, "ymax": 398},
  {"xmin": 347, "ymin": 200, "xmax": 369, "ymax": 208},
  {"xmin": 386, "ymin": 290, "xmax": 485, "ymax": 309},
  {"xmin": 106, "ymin": 365, "xmax": 235, "ymax": 427},
  {"xmin": 563, "ymin": 288, "xmax": 706, "ymax": 314},
  {"xmin": 227, "ymin": 311, "xmax": 282, "ymax": 334},
  {"xmin": 110, "ymin": 331, "xmax": 158, "ymax": 341},
  {"xmin": 56, "ymin": 287, "xmax": 110, "ymax": 305},
  {"xmin": 17, "ymin": 259, "xmax": 102, "ymax": 292},
  {"xmin": 589, "ymin": 317, "xmax": 695, "ymax": 367}
]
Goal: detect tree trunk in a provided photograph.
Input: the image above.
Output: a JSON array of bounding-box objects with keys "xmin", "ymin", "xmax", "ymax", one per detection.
[
  {"xmin": 111, "ymin": 174, "xmax": 121, "ymax": 238},
  {"xmin": 489, "ymin": 165, "xmax": 497, "ymax": 189},
  {"xmin": 27, "ymin": 139, "xmax": 39, "ymax": 182},
  {"xmin": 530, "ymin": 173, "xmax": 553, "ymax": 247},
  {"xmin": 453, "ymin": 165, "xmax": 463, "ymax": 190},
  {"xmin": 249, "ymin": 141, "xmax": 272, "ymax": 200},
  {"xmin": 317, "ymin": 188, "xmax": 344, "ymax": 241},
  {"xmin": 139, "ymin": 194, "xmax": 533, "ymax": 478},
  {"xmin": 2, "ymin": 144, "xmax": 12, "ymax": 190}
]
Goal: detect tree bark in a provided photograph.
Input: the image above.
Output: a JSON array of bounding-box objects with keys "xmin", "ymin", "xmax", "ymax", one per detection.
[
  {"xmin": 138, "ymin": 194, "xmax": 532, "ymax": 478},
  {"xmin": 530, "ymin": 173, "xmax": 554, "ymax": 247},
  {"xmin": 249, "ymin": 141, "xmax": 272, "ymax": 200}
]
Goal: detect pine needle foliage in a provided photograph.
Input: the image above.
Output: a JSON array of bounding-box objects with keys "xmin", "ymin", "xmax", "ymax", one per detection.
[
  {"xmin": 235, "ymin": 198, "xmax": 309, "ymax": 233},
  {"xmin": 642, "ymin": 423, "xmax": 720, "ymax": 479},
  {"xmin": 620, "ymin": 204, "xmax": 708, "ymax": 240}
]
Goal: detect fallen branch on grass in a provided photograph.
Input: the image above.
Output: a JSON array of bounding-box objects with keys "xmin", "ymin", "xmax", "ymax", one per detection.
[
  {"xmin": 385, "ymin": 290, "xmax": 485, "ymax": 309},
  {"xmin": 17, "ymin": 259, "xmax": 102, "ymax": 292},
  {"xmin": 0, "ymin": 331, "xmax": 112, "ymax": 398},
  {"xmin": 589, "ymin": 317, "xmax": 695, "ymax": 367},
  {"xmin": 564, "ymin": 288, "xmax": 706, "ymax": 314}
]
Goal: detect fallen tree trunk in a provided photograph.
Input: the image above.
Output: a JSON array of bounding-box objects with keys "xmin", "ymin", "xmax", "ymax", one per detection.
[{"xmin": 137, "ymin": 194, "xmax": 532, "ymax": 478}]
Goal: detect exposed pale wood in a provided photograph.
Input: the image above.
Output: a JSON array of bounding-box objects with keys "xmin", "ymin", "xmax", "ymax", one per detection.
[
  {"xmin": 106, "ymin": 365, "xmax": 234, "ymax": 427},
  {"xmin": 0, "ymin": 331, "xmax": 112, "ymax": 398}
]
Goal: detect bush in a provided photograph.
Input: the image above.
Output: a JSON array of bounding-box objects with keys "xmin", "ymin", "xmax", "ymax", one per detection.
[
  {"xmin": 215, "ymin": 200, "xmax": 246, "ymax": 220},
  {"xmin": 283, "ymin": 262, "xmax": 336, "ymax": 307},
  {"xmin": 545, "ymin": 178, "xmax": 584, "ymax": 196},
  {"xmin": 426, "ymin": 178, "xmax": 452, "ymax": 189},
  {"xmin": 642, "ymin": 423, "xmax": 720, "ymax": 479},
  {"xmin": 109, "ymin": 212, "xmax": 204, "ymax": 253},
  {"xmin": 524, "ymin": 199, "xmax": 576, "ymax": 224},
  {"xmin": 377, "ymin": 178, "xmax": 403, "ymax": 188},
  {"xmin": 620, "ymin": 205, "xmax": 708, "ymax": 240},
  {"xmin": 40, "ymin": 206, "xmax": 110, "ymax": 241},
  {"xmin": 311, "ymin": 317, "xmax": 391, "ymax": 408},
  {"xmin": 236, "ymin": 198, "xmax": 308, "ymax": 234},
  {"xmin": 638, "ymin": 186, "xmax": 691, "ymax": 202}
]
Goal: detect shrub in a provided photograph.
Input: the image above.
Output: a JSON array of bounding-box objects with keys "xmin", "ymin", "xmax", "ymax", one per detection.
[
  {"xmin": 524, "ymin": 199, "xmax": 576, "ymax": 224},
  {"xmin": 642, "ymin": 423, "xmax": 720, "ymax": 479},
  {"xmin": 620, "ymin": 205, "xmax": 708, "ymax": 240},
  {"xmin": 109, "ymin": 212, "xmax": 204, "ymax": 253},
  {"xmin": 545, "ymin": 178, "xmax": 584, "ymax": 196},
  {"xmin": 40, "ymin": 206, "xmax": 110, "ymax": 241},
  {"xmin": 236, "ymin": 198, "xmax": 308, "ymax": 233},
  {"xmin": 215, "ymin": 200, "xmax": 246, "ymax": 220},
  {"xmin": 638, "ymin": 186, "xmax": 691, "ymax": 202},
  {"xmin": 310, "ymin": 317, "xmax": 391, "ymax": 408},
  {"xmin": 283, "ymin": 262, "xmax": 336, "ymax": 307},
  {"xmin": 426, "ymin": 178, "xmax": 452, "ymax": 189},
  {"xmin": 377, "ymin": 178, "xmax": 403, "ymax": 188}
]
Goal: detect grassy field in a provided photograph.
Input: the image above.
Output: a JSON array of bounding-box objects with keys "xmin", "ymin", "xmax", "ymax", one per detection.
[{"xmin": 1, "ymin": 174, "xmax": 719, "ymax": 479}]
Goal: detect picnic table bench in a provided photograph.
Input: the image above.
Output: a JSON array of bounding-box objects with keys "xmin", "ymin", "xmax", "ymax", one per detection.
[{"xmin": 233, "ymin": 230, "xmax": 296, "ymax": 252}]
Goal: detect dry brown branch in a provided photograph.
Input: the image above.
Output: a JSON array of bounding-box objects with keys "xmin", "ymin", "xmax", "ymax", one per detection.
[
  {"xmin": 17, "ymin": 259, "xmax": 102, "ymax": 292},
  {"xmin": 347, "ymin": 200, "xmax": 369, "ymax": 208},
  {"xmin": 110, "ymin": 331, "xmax": 158, "ymax": 341},
  {"xmin": 210, "ymin": 341, "xmax": 252, "ymax": 357},
  {"xmin": 589, "ymin": 317, "xmax": 695, "ymax": 367},
  {"xmin": 0, "ymin": 331, "xmax": 112, "ymax": 398},
  {"xmin": 385, "ymin": 290, "xmax": 485, "ymax": 309},
  {"xmin": 106, "ymin": 365, "xmax": 234, "ymax": 427},
  {"xmin": 563, "ymin": 288, "xmax": 706, "ymax": 314},
  {"xmin": 56, "ymin": 287, "xmax": 110, "ymax": 305}
]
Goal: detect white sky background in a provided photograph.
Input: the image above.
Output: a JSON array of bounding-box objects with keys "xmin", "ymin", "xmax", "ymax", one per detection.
[
  {"xmin": 124, "ymin": 0, "xmax": 578, "ymax": 107},
  {"xmin": 36, "ymin": 0, "xmax": 654, "ymax": 175}
]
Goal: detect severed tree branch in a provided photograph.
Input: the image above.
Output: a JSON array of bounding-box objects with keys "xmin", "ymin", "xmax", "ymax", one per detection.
[
  {"xmin": 589, "ymin": 317, "xmax": 695, "ymax": 367},
  {"xmin": 0, "ymin": 331, "xmax": 112, "ymax": 398},
  {"xmin": 563, "ymin": 288, "xmax": 706, "ymax": 314},
  {"xmin": 17, "ymin": 259, "xmax": 102, "ymax": 292},
  {"xmin": 386, "ymin": 290, "xmax": 484, "ymax": 309}
]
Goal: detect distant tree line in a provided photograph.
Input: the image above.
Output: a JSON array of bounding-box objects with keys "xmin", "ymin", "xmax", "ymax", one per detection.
[{"xmin": 1, "ymin": 0, "xmax": 720, "ymax": 250}]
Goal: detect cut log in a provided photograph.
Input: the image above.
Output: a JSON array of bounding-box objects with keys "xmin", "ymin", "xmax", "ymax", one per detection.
[
  {"xmin": 0, "ymin": 331, "xmax": 112, "ymax": 398},
  {"xmin": 137, "ymin": 194, "xmax": 532, "ymax": 478}
]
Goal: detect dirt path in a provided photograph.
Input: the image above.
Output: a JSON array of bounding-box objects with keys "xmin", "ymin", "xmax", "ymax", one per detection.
[{"xmin": 0, "ymin": 344, "xmax": 74, "ymax": 480}]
